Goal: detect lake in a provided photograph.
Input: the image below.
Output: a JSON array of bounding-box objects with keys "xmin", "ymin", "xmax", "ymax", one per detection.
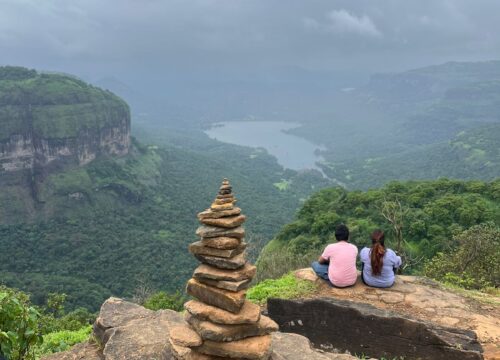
[{"xmin": 205, "ymin": 121, "xmax": 325, "ymax": 171}]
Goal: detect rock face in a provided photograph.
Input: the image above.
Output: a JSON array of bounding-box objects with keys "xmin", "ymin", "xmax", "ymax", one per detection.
[
  {"xmin": 0, "ymin": 67, "xmax": 130, "ymax": 173},
  {"xmin": 268, "ymin": 268, "xmax": 499, "ymax": 360},
  {"xmin": 268, "ymin": 297, "xmax": 483, "ymax": 360},
  {"xmin": 170, "ymin": 179, "xmax": 278, "ymax": 359},
  {"xmin": 42, "ymin": 297, "xmax": 359, "ymax": 360}
]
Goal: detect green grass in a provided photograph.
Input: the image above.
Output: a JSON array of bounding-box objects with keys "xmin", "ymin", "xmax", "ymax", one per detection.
[
  {"xmin": 35, "ymin": 325, "xmax": 92, "ymax": 358},
  {"xmin": 247, "ymin": 273, "xmax": 317, "ymax": 305}
]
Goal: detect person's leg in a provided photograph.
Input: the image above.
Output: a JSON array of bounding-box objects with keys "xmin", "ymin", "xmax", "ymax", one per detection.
[
  {"xmin": 360, "ymin": 262, "xmax": 367, "ymax": 285},
  {"xmin": 311, "ymin": 261, "xmax": 330, "ymax": 281}
]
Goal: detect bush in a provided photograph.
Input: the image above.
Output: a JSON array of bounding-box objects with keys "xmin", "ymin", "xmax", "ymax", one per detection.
[
  {"xmin": 143, "ymin": 291, "xmax": 186, "ymax": 312},
  {"xmin": 0, "ymin": 287, "xmax": 42, "ymax": 360},
  {"xmin": 247, "ymin": 273, "xmax": 316, "ymax": 305},
  {"xmin": 423, "ymin": 223, "xmax": 500, "ymax": 289},
  {"xmin": 35, "ymin": 325, "xmax": 92, "ymax": 357}
]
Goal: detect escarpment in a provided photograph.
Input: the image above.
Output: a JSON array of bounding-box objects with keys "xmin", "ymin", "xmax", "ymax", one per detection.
[{"xmin": 0, "ymin": 66, "xmax": 130, "ymax": 174}]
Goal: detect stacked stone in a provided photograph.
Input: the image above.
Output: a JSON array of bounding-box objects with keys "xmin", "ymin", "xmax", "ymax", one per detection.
[{"xmin": 168, "ymin": 179, "xmax": 278, "ymax": 360}]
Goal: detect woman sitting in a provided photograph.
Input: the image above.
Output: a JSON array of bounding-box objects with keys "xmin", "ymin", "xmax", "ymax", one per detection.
[{"xmin": 360, "ymin": 229, "xmax": 402, "ymax": 288}]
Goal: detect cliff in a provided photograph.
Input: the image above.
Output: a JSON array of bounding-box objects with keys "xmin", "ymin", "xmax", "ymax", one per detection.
[{"xmin": 0, "ymin": 66, "xmax": 130, "ymax": 173}]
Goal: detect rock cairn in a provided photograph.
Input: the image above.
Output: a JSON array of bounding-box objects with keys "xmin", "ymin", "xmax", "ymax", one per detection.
[{"xmin": 168, "ymin": 179, "xmax": 278, "ymax": 360}]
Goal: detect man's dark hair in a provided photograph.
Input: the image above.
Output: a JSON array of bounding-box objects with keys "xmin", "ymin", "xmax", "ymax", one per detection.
[{"xmin": 335, "ymin": 224, "xmax": 349, "ymax": 241}]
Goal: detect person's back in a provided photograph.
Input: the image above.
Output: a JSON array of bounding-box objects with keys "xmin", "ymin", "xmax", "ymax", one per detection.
[
  {"xmin": 360, "ymin": 230, "xmax": 402, "ymax": 288},
  {"xmin": 312, "ymin": 224, "xmax": 358, "ymax": 287}
]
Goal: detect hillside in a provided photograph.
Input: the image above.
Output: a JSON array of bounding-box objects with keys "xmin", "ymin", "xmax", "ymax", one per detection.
[
  {"xmin": 0, "ymin": 67, "xmax": 329, "ymax": 311},
  {"xmin": 257, "ymin": 178, "xmax": 500, "ymax": 281},
  {"xmin": 0, "ymin": 66, "xmax": 130, "ymax": 223},
  {"xmin": 282, "ymin": 61, "xmax": 500, "ymax": 190}
]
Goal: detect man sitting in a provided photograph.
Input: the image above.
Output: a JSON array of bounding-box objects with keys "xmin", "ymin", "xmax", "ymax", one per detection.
[{"xmin": 311, "ymin": 224, "xmax": 358, "ymax": 287}]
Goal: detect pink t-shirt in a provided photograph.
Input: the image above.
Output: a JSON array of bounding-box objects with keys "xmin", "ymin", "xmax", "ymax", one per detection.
[{"xmin": 321, "ymin": 241, "xmax": 358, "ymax": 287}]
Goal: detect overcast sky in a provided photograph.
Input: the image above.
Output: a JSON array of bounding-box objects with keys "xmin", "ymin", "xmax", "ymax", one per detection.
[{"xmin": 1, "ymin": 0, "xmax": 500, "ymax": 84}]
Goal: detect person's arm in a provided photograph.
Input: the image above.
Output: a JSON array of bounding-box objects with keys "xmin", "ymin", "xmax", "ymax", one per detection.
[
  {"xmin": 318, "ymin": 255, "xmax": 329, "ymax": 264},
  {"xmin": 392, "ymin": 250, "xmax": 402, "ymax": 268}
]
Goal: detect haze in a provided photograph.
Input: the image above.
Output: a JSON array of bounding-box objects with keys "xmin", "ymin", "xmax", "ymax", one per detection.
[{"xmin": 2, "ymin": 1, "xmax": 500, "ymax": 85}]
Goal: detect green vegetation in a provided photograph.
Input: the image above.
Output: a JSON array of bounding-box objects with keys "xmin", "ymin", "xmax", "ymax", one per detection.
[
  {"xmin": 0, "ymin": 286, "xmax": 42, "ymax": 360},
  {"xmin": 423, "ymin": 223, "xmax": 499, "ymax": 290},
  {"xmin": 0, "ymin": 285, "xmax": 94, "ymax": 359},
  {"xmin": 257, "ymin": 179, "xmax": 500, "ymax": 282},
  {"xmin": 0, "ymin": 66, "xmax": 128, "ymax": 140},
  {"xmin": 143, "ymin": 291, "xmax": 186, "ymax": 312},
  {"xmin": 0, "ymin": 133, "xmax": 328, "ymax": 311},
  {"xmin": 35, "ymin": 326, "xmax": 92, "ymax": 358},
  {"xmin": 247, "ymin": 273, "xmax": 317, "ymax": 305}
]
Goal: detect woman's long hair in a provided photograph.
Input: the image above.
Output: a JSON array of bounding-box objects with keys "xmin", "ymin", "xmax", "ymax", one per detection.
[{"xmin": 370, "ymin": 229, "xmax": 385, "ymax": 275}]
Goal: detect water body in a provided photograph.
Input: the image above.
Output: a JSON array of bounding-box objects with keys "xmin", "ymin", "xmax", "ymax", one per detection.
[{"xmin": 205, "ymin": 121, "xmax": 325, "ymax": 171}]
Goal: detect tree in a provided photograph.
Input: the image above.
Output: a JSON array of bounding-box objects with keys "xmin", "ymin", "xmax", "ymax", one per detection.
[
  {"xmin": 423, "ymin": 223, "xmax": 500, "ymax": 289},
  {"xmin": 379, "ymin": 198, "xmax": 408, "ymax": 254}
]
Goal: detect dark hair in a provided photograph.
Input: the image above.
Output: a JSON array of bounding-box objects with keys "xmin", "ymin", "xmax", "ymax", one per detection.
[
  {"xmin": 370, "ymin": 229, "xmax": 385, "ymax": 275},
  {"xmin": 335, "ymin": 224, "xmax": 349, "ymax": 241}
]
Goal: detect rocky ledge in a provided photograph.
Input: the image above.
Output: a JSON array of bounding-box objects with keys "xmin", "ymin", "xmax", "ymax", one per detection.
[
  {"xmin": 42, "ymin": 297, "xmax": 363, "ymax": 360},
  {"xmin": 276, "ymin": 268, "xmax": 499, "ymax": 360}
]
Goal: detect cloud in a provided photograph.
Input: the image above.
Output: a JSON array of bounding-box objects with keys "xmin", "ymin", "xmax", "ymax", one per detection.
[{"xmin": 304, "ymin": 9, "xmax": 382, "ymax": 38}]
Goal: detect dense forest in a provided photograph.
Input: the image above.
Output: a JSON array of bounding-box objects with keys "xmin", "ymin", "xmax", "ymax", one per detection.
[
  {"xmin": 0, "ymin": 137, "xmax": 328, "ymax": 311},
  {"xmin": 257, "ymin": 178, "xmax": 500, "ymax": 286}
]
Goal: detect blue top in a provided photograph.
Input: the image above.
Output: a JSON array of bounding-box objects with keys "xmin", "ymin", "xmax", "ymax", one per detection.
[{"xmin": 360, "ymin": 247, "xmax": 402, "ymax": 288}]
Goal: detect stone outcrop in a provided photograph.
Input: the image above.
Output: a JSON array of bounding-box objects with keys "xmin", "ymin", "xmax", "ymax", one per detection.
[
  {"xmin": 42, "ymin": 297, "xmax": 360, "ymax": 360},
  {"xmin": 268, "ymin": 268, "xmax": 500, "ymax": 360},
  {"xmin": 169, "ymin": 179, "xmax": 278, "ymax": 360},
  {"xmin": 269, "ymin": 297, "xmax": 483, "ymax": 360},
  {"xmin": 0, "ymin": 67, "xmax": 130, "ymax": 174}
]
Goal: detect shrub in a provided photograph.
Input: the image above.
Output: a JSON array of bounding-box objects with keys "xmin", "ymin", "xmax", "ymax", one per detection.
[
  {"xmin": 423, "ymin": 223, "xmax": 500, "ymax": 289},
  {"xmin": 0, "ymin": 287, "xmax": 42, "ymax": 360},
  {"xmin": 247, "ymin": 273, "xmax": 316, "ymax": 305},
  {"xmin": 143, "ymin": 291, "xmax": 186, "ymax": 311},
  {"xmin": 35, "ymin": 325, "xmax": 92, "ymax": 357}
]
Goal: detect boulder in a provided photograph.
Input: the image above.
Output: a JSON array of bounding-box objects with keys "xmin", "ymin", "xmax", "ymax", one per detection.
[
  {"xmin": 184, "ymin": 300, "xmax": 261, "ymax": 325},
  {"xmin": 196, "ymin": 225, "xmax": 245, "ymax": 239},
  {"xmin": 186, "ymin": 278, "xmax": 246, "ymax": 313},
  {"xmin": 193, "ymin": 263, "xmax": 256, "ymax": 282},
  {"xmin": 185, "ymin": 312, "xmax": 278, "ymax": 341},
  {"xmin": 268, "ymin": 297, "xmax": 484, "ymax": 360},
  {"xmin": 189, "ymin": 241, "xmax": 246, "ymax": 258},
  {"xmin": 194, "ymin": 252, "xmax": 246, "ymax": 270}
]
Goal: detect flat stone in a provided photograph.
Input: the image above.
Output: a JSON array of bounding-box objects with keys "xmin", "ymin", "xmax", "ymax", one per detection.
[
  {"xmin": 196, "ymin": 225, "xmax": 245, "ymax": 239},
  {"xmin": 186, "ymin": 278, "xmax": 246, "ymax": 313},
  {"xmin": 200, "ymin": 215, "xmax": 246, "ymax": 228},
  {"xmin": 195, "ymin": 335, "xmax": 272, "ymax": 360},
  {"xmin": 201, "ymin": 236, "xmax": 242, "ymax": 250},
  {"xmin": 184, "ymin": 300, "xmax": 261, "ymax": 325},
  {"xmin": 189, "ymin": 241, "xmax": 246, "ymax": 258},
  {"xmin": 198, "ymin": 207, "xmax": 241, "ymax": 220},
  {"xmin": 197, "ymin": 277, "xmax": 251, "ymax": 292},
  {"xmin": 193, "ymin": 263, "xmax": 256, "ymax": 282},
  {"xmin": 195, "ymin": 252, "xmax": 246, "ymax": 270},
  {"xmin": 213, "ymin": 198, "xmax": 235, "ymax": 205},
  {"xmin": 216, "ymin": 194, "xmax": 234, "ymax": 199},
  {"xmin": 169, "ymin": 340, "xmax": 223, "ymax": 360},
  {"xmin": 186, "ymin": 313, "xmax": 278, "ymax": 342},
  {"xmin": 169, "ymin": 324, "xmax": 203, "ymax": 347},
  {"xmin": 210, "ymin": 202, "xmax": 234, "ymax": 211},
  {"xmin": 271, "ymin": 332, "xmax": 363, "ymax": 360}
]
